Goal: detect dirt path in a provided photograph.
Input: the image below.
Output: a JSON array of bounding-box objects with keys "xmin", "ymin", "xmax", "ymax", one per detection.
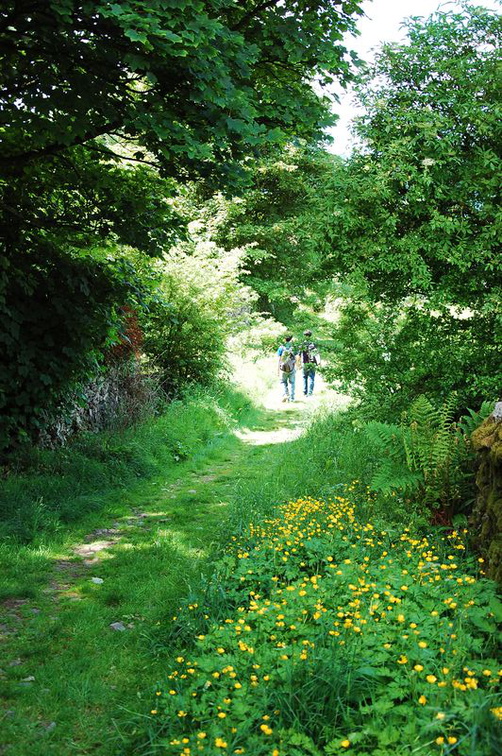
[
  {"xmin": 54, "ymin": 374, "xmax": 338, "ymax": 579},
  {"xmin": 1, "ymin": 380, "xmax": 344, "ymax": 755}
]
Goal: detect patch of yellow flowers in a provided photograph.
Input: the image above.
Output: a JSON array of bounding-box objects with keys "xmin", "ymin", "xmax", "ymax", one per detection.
[{"xmin": 150, "ymin": 496, "xmax": 501, "ymax": 755}]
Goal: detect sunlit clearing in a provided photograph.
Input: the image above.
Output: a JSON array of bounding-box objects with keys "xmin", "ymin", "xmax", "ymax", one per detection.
[{"xmin": 234, "ymin": 427, "xmax": 303, "ymax": 445}]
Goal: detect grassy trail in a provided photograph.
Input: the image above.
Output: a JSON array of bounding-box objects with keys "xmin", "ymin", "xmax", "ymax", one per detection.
[{"xmin": 0, "ymin": 387, "xmax": 314, "ymax": 755}]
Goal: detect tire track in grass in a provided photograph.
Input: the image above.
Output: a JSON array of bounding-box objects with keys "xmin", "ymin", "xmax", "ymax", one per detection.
[{"xmin": 0, "ymin": 399, "xmax": 309, "ymax": 756}]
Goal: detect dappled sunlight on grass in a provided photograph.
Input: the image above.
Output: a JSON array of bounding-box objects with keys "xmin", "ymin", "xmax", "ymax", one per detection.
[
  {"xmin": 234, "ymin": 426, "xmax": 303, "ymax": 445},
  {"xmin": 2, "ymin": 373, "xmax": 361, "ymax": 755},
  {"xmin": 152, "ymin": 529, "xmax": 208, "ymax": 559}
]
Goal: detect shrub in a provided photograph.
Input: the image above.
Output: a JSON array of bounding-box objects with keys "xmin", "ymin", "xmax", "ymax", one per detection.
[
  {"xmin": 142, "ymin": 242, "xmax": 257, "ymax": 397},
  {"xmin": 142, "ymin": 280, "xmax": 227, "ymax": 397},
  {"xmin": 0, "ymin": 245, "xmax": 132, "ymax": 454}
]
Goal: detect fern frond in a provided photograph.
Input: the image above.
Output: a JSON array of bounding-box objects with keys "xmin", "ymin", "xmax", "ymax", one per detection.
[
  {"xmin": 366, "ymin": 392, "xmax": 473, "ymax": 511},
  {"xmin": 458, "ymin": 400, "xmax": 496, "ymax": 437},
  {"xmin": 364, "ymin": 422, "xmax": 404, "ymax": 459},
  {"xmin": 409, "ymin": 395, "xmax": 437, "ymax": 428},
  {"xmin": 370, "ymin": 463, "xmax": 423, "ymax": 495}
]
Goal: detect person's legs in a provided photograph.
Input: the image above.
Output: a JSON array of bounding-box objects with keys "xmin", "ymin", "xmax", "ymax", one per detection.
[
  {"xmin": 303, "ymin": 369, "xmax": 308, "ymax": 395},
  {"xmin": 308, "ymin": 369, "xmax": 315, "ymax": 396},
  {"xmin": 289, "ymin": 370, "xmax": 296, "ymax": 401},
  {"xmin": 280, "ymin": 373, "xmax": 289, "ymax": 401}
]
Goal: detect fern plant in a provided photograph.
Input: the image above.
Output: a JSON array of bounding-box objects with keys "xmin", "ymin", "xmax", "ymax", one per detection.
[
  {"xmin": 458, "ymin": 400, "xmax": 495, "ymax": 438},
  {"xmin": 365, "ymin": 394, "xmax": 473, "ymax": 513},
  {"xmin": 364, "ymin": 421, "xmax": 423, "ymax": 496}
]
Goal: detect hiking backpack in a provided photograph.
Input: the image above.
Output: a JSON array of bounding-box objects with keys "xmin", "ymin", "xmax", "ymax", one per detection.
[
  {"xmin": 279, "ymin": 346, "xmax": 296, "ymax": 373},
  {"xmin": 301, "ymin": 342, "xmax": 318, "ymax": 366}
]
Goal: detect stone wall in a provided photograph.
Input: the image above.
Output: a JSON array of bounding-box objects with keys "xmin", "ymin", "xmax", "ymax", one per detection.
[
  {"xmin": 38, "ymin": 362, "xmax": 159, "ymax": 448},
  {"xmin": 471, "ymin": 402, "xmax": 502, "ymax": 582}
]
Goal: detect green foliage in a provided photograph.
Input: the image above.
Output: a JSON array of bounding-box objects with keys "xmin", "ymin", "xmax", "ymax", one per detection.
[
  {"xmin": 0, "ymin": 144, "xmax": 188, "ymax": 452},
  {"xmin": 365, "ymin": 395, "xmax": 473, "ymax": 513},
  {"xmin": 1, "ymin": 1, "xmax": 363, "ymax": 183},
  {"xmin": 323, "ymin": 5, "xmax": 501, "ymax": 305},
  {"xmin": 318, "ymin": 6, "xmax": 501, "ymax": 413},
  {"xmin": 0, "ymin": 385, "xmax": 249, "ymax": 544},
  {"xmin": 142, "ymin": 496, "xmax": 502, "ymax": 755},
  {"xmin": 0, "ymin": 148, "xmax": 184, "ymax": 258},
  {"xmin": 142, "ymin": 241, "xmax": 257, "ymax": 396},
  {"xmin": 142, "ymin": 282, "xmax": 226, "ymax": 397},
  {"xmin": 458, "ymin": 401, "xmax": 495, "ymax": 439},
  {"xmin": 364, "ymin": 422, "xmax": 423, "ymax": 496},
  {"xmin": 324, "ymin": 290, "xmax": 501, "ymax": 419},
  {"xmin": 1, "ymin": 1, "xmax": 365, "ymax": 451},
  {"xmin": 0, "ymin": 245, "xmax": 143, "ymax": 453},
  {"xmin": 202, "ymin": 145, "xmax": 341, "ymax": 315}
]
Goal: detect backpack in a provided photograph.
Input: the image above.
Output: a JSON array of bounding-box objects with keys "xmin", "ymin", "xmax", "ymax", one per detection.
[
  {"xmin": 279, "ymin": 346, "xmax": 296, "ymax": 373},
  {"xmin": 301, "ymin": 342, "xmax": 318, "ymax": 366}
]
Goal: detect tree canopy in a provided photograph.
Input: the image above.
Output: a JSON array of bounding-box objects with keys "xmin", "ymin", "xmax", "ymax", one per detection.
[
  {"xmin": 0, "ymin": 1, "xmax": 365, "ymax": 452},
  {"xmin": 1, "ymin": 0, "xmax": 363, "ymax": 183},
  {"xmin": 321, "ymin": 5, "xmax": 501, "ymax": 307},
  {"xmin": 313, "ymin": 5, "xmax": 502, "ymax": 415},
  {"xmin": 2, "ymin": 2, "xmax": 501, "ymax": 450}
]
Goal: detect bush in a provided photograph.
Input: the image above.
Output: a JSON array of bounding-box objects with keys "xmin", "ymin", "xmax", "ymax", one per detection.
[
  {"xmin": 142, "ymin": 242, "xmax": 257, "ymax": 397},
  {"xmin": 142, "ymin": 281, "xmax": 227, "ymax": 397},
  {"xmin": 324, "ymin": 297, "xmax": 501, "ymax": 422},
  {"xmin": 0, "ymin": 245, "xmax": 132, "ymax": 454}
]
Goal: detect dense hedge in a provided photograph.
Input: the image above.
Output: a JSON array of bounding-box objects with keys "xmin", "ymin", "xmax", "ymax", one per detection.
[{"xmin": 0, "ymin": 246, "xmax": 132, "ymax": 454}]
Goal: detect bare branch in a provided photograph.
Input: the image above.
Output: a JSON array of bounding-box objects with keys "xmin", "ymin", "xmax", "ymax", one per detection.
[{"xmin": 86, "ymin": 145, "xmax": 161, "ymax": 169}]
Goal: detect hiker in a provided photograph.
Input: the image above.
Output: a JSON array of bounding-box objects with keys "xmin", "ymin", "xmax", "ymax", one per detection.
[
  {"xmin": 300, "ymin": 330, "xmax": 320, "ymax": 396},
  {"xmin": 277, "ymin": 335, "xmax": 298, "ymax": 402}
]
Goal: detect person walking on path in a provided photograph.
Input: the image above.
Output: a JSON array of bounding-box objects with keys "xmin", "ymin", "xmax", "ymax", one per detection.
[
  {"xmin": 277, "ymin": 335, "xmax": 298, "ymax": 402},
  {"xmin": 300, "ymin": 330, "xmax": 321, "ymax": 396}
]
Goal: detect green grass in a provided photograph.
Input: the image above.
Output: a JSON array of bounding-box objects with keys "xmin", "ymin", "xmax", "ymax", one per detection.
[
  {"xmin": 139, "ymin": 495, "xmax": 502, "ymax": 756},
  {"xmin": 0, "ymin": 385, "xmax": 254, "ymax": 547},
  {"xmin": 0, "ymin": 383, "xmax": 309, "ymax": 755},
  {"xmin": 1, "ymin": 376, "xmax": 475, "ymax": 755}
]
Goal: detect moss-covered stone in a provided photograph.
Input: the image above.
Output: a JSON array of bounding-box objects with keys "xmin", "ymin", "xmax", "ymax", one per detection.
[{"xmin": 471, "ymin": 407, "xmax": 502, "ymax": 583}]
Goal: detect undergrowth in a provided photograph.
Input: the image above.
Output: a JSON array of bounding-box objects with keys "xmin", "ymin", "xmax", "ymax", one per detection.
[
  {"xmin": 226, "ymin": 405, "xmax": 425, "ymax": 537},
  {"xmin": 0, "ymin": 385, "xmax": 254, "ymax": 545},
  {"xmin": 140, "ymin": 494, "xmax": 502, "ymax": 756}
]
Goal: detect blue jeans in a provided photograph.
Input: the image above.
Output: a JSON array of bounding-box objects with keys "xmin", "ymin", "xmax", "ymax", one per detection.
[
  {"xmin": 303, "ymin": 368, "xmax": 315, "ymax": 395},
  {"xmin": 280, "ymin": 370, "xmax": 295, "ymax": 400}
]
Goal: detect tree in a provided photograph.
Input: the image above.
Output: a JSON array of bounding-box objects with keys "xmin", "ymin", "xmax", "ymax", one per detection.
[
  {"xmin": 186, "ymin": 145, "xmax": 341, "ymax": 320},
  {"xmin": 1, "ymin": 0, "xmax": 363, "ymax": 183},
  {"xmin": 0, "ymin": 1, "xmax": 364, "ymax": 452},
  {"xmin": 319, "ymin": 6, "xmax": 502, "ymax": 414},
  {"xmin": 323, "ymin": 5, "xmax": 501, "ymax": 303}
]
